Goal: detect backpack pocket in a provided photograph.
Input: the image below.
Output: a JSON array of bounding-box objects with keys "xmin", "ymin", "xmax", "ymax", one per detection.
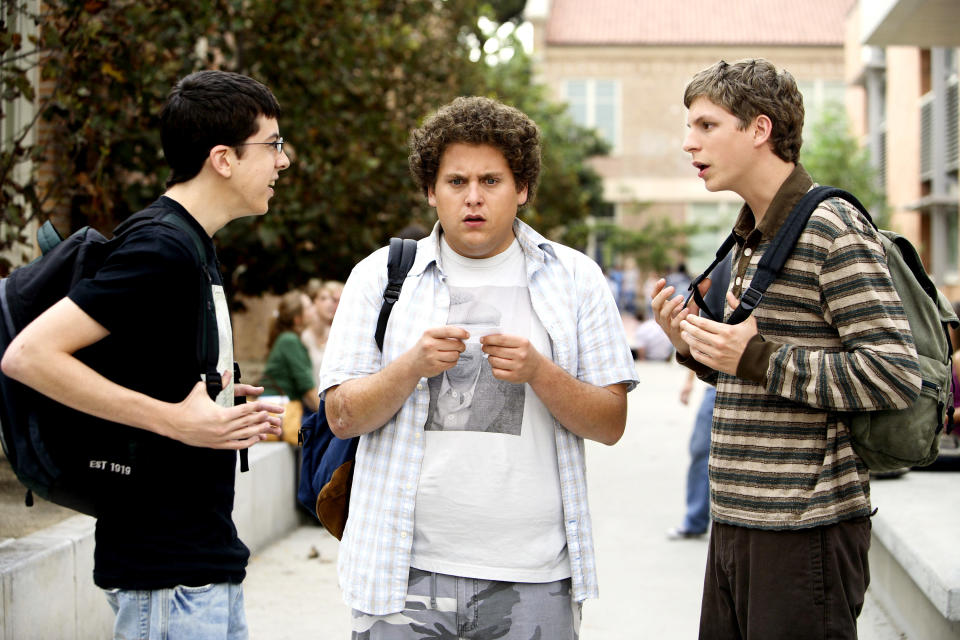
[{"xmin": 848, "ymin": 353, "xmax": 947, "ymax": 471}]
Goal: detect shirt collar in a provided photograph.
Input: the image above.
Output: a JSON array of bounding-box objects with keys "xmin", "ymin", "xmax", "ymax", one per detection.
[{"xmin": 731, "ymin": 163, "xmax": 813, "ymax": 243}]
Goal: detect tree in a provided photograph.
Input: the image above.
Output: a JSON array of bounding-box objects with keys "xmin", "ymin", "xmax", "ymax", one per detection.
[
  {"xmin": 1, "ymin": 0, "xmax": 647, "ymax": 295},
  {"xmin": 2, "ymin": 1, "xmax": 224, "ymax": 270},
  {"xmin": 800, "ymin": 103, "xmax": 888, "ymax": 226},
  {"xmin": 1, "ymin": 0, "xmax": 487, "ymax": 290},
  {"xmin": 213, "ymin": 0, "xmax": 489, "ymax": 295},
  {"xmin": 480, "ymin": 31, "xmax": 608, "ymax": 237}
]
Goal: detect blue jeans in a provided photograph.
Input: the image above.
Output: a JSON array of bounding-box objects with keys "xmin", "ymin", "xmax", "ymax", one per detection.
[
  {"xmin": 104, "ymin": 582, "xmax": 247, "ymax": 640},
  {"xmin": 682, "ymin": 386, "xmax": 714, "ymax": 534}
]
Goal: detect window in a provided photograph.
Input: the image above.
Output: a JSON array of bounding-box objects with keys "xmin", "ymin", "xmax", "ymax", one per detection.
[
  {"xmin": 863, "ymin": 48, "xmax": 888, "ymax": 188},
  {"xmin": 564, "ymin": 79, "xmax": 619, "ymax": 149},
  {"xmin": 918, "ymin": 48, "xmax": 960, "ymax": 282},
  {"xmin": 798, "ymin": 79, "xmax": 846, "ymax": 137}
]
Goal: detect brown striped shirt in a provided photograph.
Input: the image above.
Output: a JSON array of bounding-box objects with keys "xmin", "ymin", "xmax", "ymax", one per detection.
[{"xmin": 685, "ymin": 165, "xmax": 921, "ymax": 530}]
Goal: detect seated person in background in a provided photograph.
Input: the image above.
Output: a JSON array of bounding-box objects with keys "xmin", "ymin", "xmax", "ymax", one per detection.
[
  {"xmin": 260, "ymin": 291, "xmax": 320, "ymax": 422},
  {"xmin": 633, "ymin": 310, "xmax": 674, "ymax": 361},
  {"xmin": 301, "ymin": 279, "xmax": 343, "ymax": 385}
]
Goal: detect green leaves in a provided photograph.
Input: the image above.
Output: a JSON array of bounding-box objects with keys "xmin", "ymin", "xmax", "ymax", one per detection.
[
  {"xmin": 3, "ymin": 0, "xmax": 633, "ymax": 288},
  {"xmin": 801, "ymin": 103, "xmax": 888, "ymax": 226}
]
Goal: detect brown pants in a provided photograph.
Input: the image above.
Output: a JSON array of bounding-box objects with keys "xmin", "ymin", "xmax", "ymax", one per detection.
[{"xmin": 699, "ymin": 518, "xmax": 871, "ymax": 640}]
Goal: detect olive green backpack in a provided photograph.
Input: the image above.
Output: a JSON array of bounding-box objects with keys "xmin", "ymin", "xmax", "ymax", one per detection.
[{"xmin": 693, "ymin": 186, "xmax": 959, "ymax": 472}]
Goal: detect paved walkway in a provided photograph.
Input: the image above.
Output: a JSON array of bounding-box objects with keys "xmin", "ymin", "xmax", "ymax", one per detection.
[{"xmin": 244, "ymin": 360, "xmax": 906, "ymax": 639}]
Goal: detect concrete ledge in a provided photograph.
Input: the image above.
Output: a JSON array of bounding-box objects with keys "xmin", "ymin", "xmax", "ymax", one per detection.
[
  {"xmin": 234, "ymin": 442, "xmax": 301, "ymax": 553},
  {"xmin": 0, "ymin": 442, "xmax": 298, "ymax": 640},
  {"xmin": 869, "ymin": 470, "xmax": 960, "ymax": 639}
]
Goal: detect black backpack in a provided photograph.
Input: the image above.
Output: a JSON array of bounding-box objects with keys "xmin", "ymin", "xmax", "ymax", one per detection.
[
  {"xmin": 689, "ymin": 186, "xmax": 959, "ymax": 471},
  {"xmin": 0, "ymin": 205, "xmax": 242, "ymax": 516}
]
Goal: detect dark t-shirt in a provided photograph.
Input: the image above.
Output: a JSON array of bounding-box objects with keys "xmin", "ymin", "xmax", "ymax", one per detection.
[{"xmin": 68, "ymin": 196, "xmax": 248, "ymax": 589}]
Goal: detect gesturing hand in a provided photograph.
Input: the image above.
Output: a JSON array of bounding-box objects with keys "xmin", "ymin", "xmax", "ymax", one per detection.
[
  {"xmin": 171, "ymin": 369, "xmax": 284, "ymax": 449},
  {"xmin": 650, "ymin": 277, "xmax": 715, "ymax": 358},
  {"xmin": 678, "ymin": 291, "xmax": 758, "ymax": 375}
]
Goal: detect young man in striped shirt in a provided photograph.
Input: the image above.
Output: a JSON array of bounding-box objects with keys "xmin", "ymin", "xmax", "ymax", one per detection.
[{"xmin": 651, "ymin": 58, "xmax": 920, "ymax": 639}]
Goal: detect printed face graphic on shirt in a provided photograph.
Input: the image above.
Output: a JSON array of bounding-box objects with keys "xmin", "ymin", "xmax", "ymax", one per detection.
[{"xmin": 426, "ymin": 286, "xmax": 526, "ymax": 434}]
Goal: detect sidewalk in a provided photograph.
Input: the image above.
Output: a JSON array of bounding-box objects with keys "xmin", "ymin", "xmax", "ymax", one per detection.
[{"xmin": 244, "ymin": 360, "xmax": 905, "ymax": 639}]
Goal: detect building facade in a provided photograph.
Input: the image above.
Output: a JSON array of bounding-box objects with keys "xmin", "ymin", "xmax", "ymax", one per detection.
[
  {"xmin": 845, "ymin": 0, "xmax": 960, "ymax": 298},
  {"xmin": 528, "ymin": 0, "xmax": 855, "ymax": 277}
]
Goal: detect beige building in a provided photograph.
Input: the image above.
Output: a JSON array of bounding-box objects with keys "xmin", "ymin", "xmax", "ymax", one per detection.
[
  {"xmin": 527, "ymin": 0, "xmax": 855, "ymax": 275},
  {"xmin": 845, "ymin": 0, "xmax": 960, "ymax": 299}
]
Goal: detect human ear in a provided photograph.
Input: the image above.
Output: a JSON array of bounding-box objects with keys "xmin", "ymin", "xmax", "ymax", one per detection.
[
  {"xmin": 752, "ymin": 115, "xmax": 773, "ymax": 148},
  {"xmin": 208, "ymin": 145, "xmax": 233, "ymax": 178},
  {"xmin": 517, "ymin": 184, "xmax": 529, "ymax": 206},
  {"xmin": 427, "ymin": 184, "xmax": 437, "ymax": 207}
]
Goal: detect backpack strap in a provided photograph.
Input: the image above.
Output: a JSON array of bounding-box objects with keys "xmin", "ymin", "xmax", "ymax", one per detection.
[
  {"xmin": 37, "ymin": 221, "xmax": 64, "ymax": 255},
  {"xmin": 725, "ymin": 186, "xmax": 870, "ymax": 325},
  {"xmin": 117, "ymin": 210, "xmax": 249, "ymax": 470},
  {"xmin": 153, "ymin": 213, "xmax": 221, "ymax": 398},
  {"xmin": 374, "ymin": 238, "xmax": 418, "ymax": 352},
  {"xmin": 686, "ymin": 233, "xmax": 738, "ymax": 321},
  {"xmin": 153, "ymin": 213, "xmax": 250, "ymax": 471}
]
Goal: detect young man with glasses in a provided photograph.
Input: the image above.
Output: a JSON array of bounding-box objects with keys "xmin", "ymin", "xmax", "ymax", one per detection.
[{"xmin": 2, "ymin": 70, "xmax": 290, "ymax": 639}]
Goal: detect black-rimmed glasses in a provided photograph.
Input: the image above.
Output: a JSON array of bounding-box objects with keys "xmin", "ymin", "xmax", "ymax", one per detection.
[{"xmin": 237, "ymin": 137, "xmax": 284, "ymax": 154}]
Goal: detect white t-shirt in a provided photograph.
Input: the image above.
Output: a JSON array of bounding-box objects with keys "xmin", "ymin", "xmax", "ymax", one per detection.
[{"xmin": 410, "ymin": 237, "xmax": 570, "ymax": 583}]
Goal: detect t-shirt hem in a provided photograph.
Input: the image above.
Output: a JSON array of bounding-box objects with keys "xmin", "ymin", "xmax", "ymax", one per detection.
[
  {"xmin": 93, "ymin": 569, "xmax": 246, "ymax": 590},
  {"xmin": 711, "ymin": 506, "xmax": 873, "ymax": 531},
  {"xmin": 409, "ymin": 559, "xmax": 571, "ymax": 584}
]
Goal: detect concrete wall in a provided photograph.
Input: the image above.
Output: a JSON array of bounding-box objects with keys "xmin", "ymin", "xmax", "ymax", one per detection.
[
  {"xmin": 0, "ymin": 442, "xmax": 298, "ymax": 640},
  {"xmin": 868, "ymin": 469, "xmax": 960, "ymax": 639}
]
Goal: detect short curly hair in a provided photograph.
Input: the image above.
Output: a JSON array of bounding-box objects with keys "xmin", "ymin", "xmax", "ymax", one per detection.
[
  {"xmin": 683, "ymin": 59, "xmax": 804, "ymax": 164},
  {"xmin": 408, "ymin": 96, "xmax": 541, "ymax": 206}
]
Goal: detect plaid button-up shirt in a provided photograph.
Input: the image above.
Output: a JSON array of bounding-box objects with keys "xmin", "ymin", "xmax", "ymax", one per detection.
[{"xmin": 319, "ymin": 219, "xmax": 639, "ymax": 615}]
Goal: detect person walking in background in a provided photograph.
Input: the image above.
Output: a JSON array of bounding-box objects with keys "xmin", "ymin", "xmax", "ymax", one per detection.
[
  {"xmin": 664, "ymin": 263, "xmax": 690, "ymax": 300},
  {"xmin": 301, "ymin": 279, "xmax": 343, "ymax": 384},
  {"xmin": 667, "ymin": 252, "xmax": 731, "ymax": 540},
  {"xmin": 669, "ymin": 373, "xmax": 714, "ymax": 541},
  {"xmin": 1, "ymin": 70, "xmax": 288, "ymax": 639},
  {"xmin": 320, "ymin": 96, "xmax": 638, "ymax": 639},
  {"xmin": 260, "ymin": 290, "xmax": 320, "ymax": 443},
  {"xmin": 652, "ymin": 58, "xmax": 920, "ymax": 639}
]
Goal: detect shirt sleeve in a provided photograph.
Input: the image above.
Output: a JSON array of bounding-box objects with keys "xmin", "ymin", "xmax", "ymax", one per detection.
[
  {"xmin": 572, "ymin": 253, "xmax": 639, "ymax": 391},
  {"xmin": 69, "ymin": 227, "xmax": 197, "ymax": 336},
  {"xmin": 756, "ymin": 202, "xmax": 921, "ymax": 411},
  {"xmin": 318, "ymin": 248, "xmax": 389, "ymax": 396}
]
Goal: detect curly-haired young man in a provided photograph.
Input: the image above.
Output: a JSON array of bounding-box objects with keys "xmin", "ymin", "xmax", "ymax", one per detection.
[
  {"xmin": 3, "ymin": 70, "xmax": 289, "ymax": 639},
  {"xmin": 652, "ymin": 59, "xmax": 920, "ymax": 639},
  {"xmin": 321, "ymin": 96, "xmax": 638, "ymax": 638}
]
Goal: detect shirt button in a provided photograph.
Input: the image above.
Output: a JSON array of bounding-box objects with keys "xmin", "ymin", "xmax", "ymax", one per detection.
[
  {"xmin": 400, "ymin": 531, "xmax": 408, "ymax": 538},
  {"xmin": 416, "ymin": 383, "xmax": 423, "ymax": 391},
  {"xmin": 744, "ymin": 248, "xmax": 753, "ymax": 256},
  {"xmin": 735, "ymin": 277, "xmax": 742, "ymax": 286},
  {"xmin": 414, "ymin": 432, "xmax": 421, "ymax": 439}
]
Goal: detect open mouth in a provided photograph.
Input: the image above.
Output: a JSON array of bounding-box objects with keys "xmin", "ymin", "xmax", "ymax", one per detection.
[
  {"xmin": 463, "ymin": 214, "xmax": 485, "ymax": 226},
  {"xmin": 693, "ymin": 162, "xmax": 710, "ymax": 178}
]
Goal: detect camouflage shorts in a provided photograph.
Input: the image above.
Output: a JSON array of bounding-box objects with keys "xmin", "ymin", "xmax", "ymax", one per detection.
[{"xmin": 351, "ymin": 568, "xmax": 581, "ymax": 639}]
